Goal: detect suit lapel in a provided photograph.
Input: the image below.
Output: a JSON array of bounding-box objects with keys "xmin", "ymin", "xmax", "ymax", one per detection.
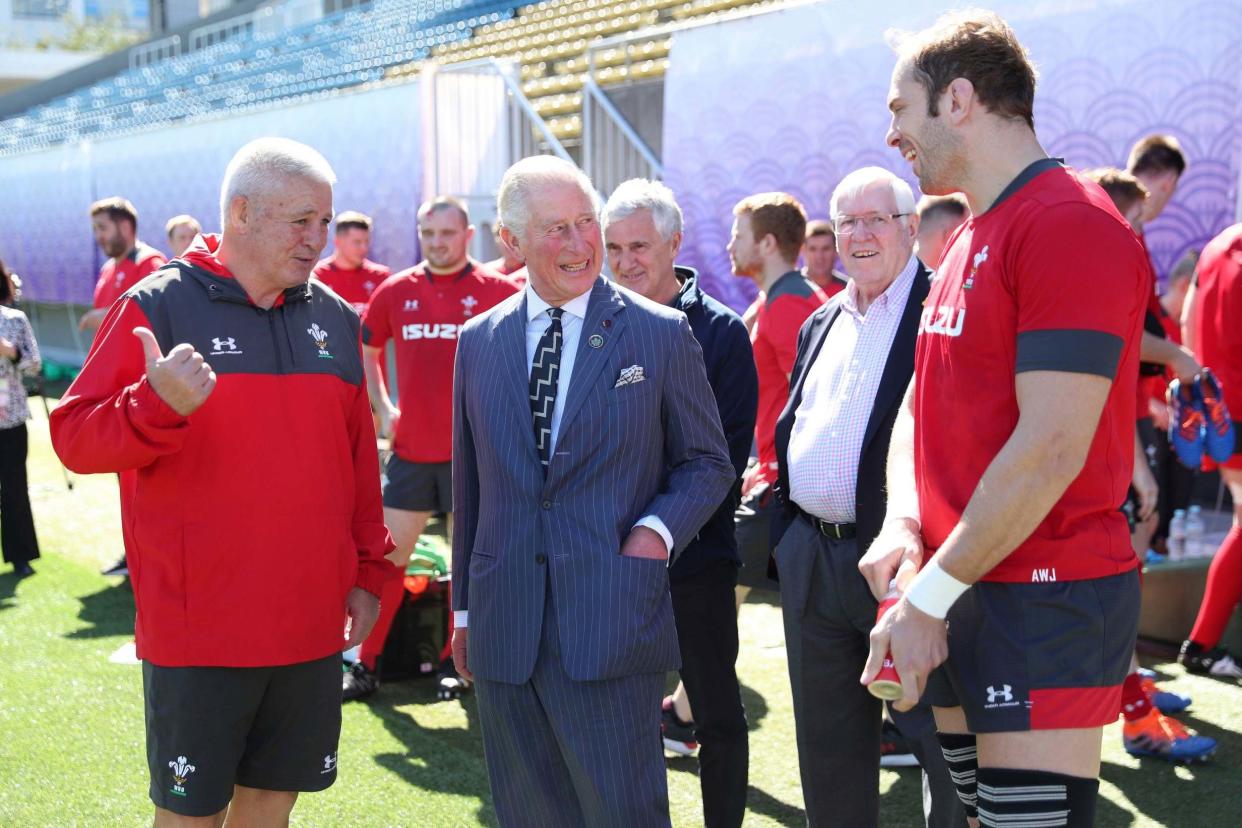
[
  {"xmin": 860, "ymin": 263, "xmax": 931, "ymax": 454},
  {"xmin": 493, "ymin": 293, "xmax": 540, "ymax": 461},
  {"xmin": 788, "ymin": 303, "xmax": 841, "ymax": 411},
  {"xmin": 555, "ymin": 277, "xmax": 627, "ymax": 442}
]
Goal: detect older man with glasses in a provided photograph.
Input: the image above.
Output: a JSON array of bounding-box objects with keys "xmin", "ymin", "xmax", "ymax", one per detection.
[{"xmin": 771, "ymin": 167, "xmax": 966, "ymax": 828}]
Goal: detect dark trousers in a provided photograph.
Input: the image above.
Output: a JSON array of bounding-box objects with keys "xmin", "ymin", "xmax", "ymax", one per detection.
[
  {"xmin": 774, "ymin": 517, "xmax": 966, "ymax": 828},
  {"xmin": 0, "ymin": 424, "xmax": 39, "ymax": 567},
  {"xmin": 671, "ymin": 560, "xmax": 749, "ymax": 828}
]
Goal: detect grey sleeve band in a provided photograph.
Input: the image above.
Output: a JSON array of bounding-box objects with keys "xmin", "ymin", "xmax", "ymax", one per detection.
[{"xmin": 1015, "ymin": 329, "xmax": 1124, "ymax": 379}]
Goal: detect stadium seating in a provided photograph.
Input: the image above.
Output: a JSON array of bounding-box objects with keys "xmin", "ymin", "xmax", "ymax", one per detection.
[{"xmin": 0, "ymin": 0, "xmax": 776, "ymax": 155}]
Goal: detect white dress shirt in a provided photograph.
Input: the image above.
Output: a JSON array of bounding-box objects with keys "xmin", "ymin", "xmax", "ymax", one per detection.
[
  {"xmin": 788, "ymin": 256, "xmax": 917, "ymax": 523},
  {"xmin": 454, "ymin": 283, "xmax": 671, "ymax": 628}
]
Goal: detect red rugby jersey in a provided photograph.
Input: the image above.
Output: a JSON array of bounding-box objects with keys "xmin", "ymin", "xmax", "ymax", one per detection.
[
  {"xmin": 751, "ymin": 272, "xmax": 827, "ymax": 486},
  {"xmin": 313, "ymin": 255, "xmax": 390, "ymax": 314},
  {"xmin": 361, "ymin": 259, "xmax": 518, "ymax": 463},
  {"xmin": 1192, "ymin": 223, "xmax": 1242, "ymax": 414},
  {"xmin": 914, "ymin": 161, "xmax": 1145, "ymax": 583},
  {"xmin": 93, "ymin": 242, "xmax": 166, "ymax": 310}
]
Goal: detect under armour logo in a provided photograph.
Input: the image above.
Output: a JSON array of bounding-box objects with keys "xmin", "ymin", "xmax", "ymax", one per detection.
[
  {"xmin": 404, "ymin": 299, "xmax": 420, "ymax": 312},
  {"xmin": 986, "ymin": 684, "xmax": 1013, "ymax": 704},
  {"xmin": 322, "ymin": 752, "xmax": 337, "ymax": 774},
  {"xmin": 211, "ymin": 337, "xmax": 241, "ymax": 354}
]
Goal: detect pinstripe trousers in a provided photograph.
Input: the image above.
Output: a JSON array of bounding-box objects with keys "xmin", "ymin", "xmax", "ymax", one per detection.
[{"xmin": 474, "ymin": 574, "xmax": 671, "ymax": 828}]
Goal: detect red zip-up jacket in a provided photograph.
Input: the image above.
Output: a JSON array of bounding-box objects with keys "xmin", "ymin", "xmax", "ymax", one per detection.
[{"xmin": 52, "ymin": 235, "xmax": 396, "ymax": 667}]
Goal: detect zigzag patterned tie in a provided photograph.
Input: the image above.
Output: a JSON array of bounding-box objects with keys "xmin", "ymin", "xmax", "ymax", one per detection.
[{"xmin": 530, "ymin": 307, "xmax": 564, "ymax": 470}]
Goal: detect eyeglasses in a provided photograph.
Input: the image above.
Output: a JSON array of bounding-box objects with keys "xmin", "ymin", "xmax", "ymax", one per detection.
[{"xmin": 832, "ymin": 213, "xmax": 910, "ymax": 236}]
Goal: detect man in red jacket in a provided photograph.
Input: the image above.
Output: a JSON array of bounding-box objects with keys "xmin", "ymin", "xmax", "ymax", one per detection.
[{"xmin": 51, "ymin": 137, "xmax": 397, "ymax": 826}]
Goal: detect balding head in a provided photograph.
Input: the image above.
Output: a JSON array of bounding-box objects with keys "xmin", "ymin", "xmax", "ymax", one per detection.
[{"xmin": 220, "ymin": 137, "xmax": 337, "ymax": 230}]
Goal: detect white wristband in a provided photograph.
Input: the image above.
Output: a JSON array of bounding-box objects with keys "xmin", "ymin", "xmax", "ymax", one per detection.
[{"xmin": 904, "ymin": 558, "xmax": 969, "ymax": 620}]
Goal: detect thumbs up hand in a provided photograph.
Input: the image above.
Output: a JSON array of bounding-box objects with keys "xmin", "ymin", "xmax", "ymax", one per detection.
[{"xmin": 133, "ymin": 327, "xmax": 217, "ymax": 416}]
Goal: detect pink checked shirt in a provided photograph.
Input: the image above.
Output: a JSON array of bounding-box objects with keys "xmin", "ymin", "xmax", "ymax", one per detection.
[{"xmin": 788, "ymin": 256, "xmax": 918, "ymax": 522}]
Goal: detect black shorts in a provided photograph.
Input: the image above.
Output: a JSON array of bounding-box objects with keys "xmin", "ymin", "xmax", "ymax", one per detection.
[
  {"xmin": 382, "ymin": 455, "xmax": 452, "ymax": 512},
  {"xmin": 143, "ymin": 654, "xmax": 342, "ymax": 816},
  {"xmin": 923, "ymin": 569, "xmax": 1140, "ymax": 733}
]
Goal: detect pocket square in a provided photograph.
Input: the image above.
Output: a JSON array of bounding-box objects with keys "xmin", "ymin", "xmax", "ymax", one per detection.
[{"xmin": 614, "ymin": 365, "xmax": 646, "ymax": 388}]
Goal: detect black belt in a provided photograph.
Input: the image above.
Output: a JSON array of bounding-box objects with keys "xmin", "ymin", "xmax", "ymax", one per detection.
[{"xmin": 800, "ymin": 510, "xmax": 856, "ymax": 539}]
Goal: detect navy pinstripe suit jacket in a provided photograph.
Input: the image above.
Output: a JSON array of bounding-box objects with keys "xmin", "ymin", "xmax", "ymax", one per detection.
[{"xmin": 452, "ymin": 276, "xmax": 734, "ymax": 684}]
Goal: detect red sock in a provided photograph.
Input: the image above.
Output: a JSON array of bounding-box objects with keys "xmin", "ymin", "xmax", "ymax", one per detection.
[
  {"xmin": 1119, "ymin": 672, "xmax": 1151, "ymax": 721},
  {"xmin": 359, "ymin": 574, "xmax": 405, "ymax": 671},
  {"xmin": 1189, "ymin": 526, "xmax": 1242, "ymax": 649},
  {"xmin": 439, "ymin": 583, "xmax": 456, "ymax": 665}
]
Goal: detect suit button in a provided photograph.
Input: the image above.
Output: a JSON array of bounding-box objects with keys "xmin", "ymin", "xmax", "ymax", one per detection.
[
  {"xmin": 542, "ymin": 500, "xmax": 552, "ymax": 510},
  {"xmin": 535, "ymin": 553, "xmax": 547, "ymax": 564}
]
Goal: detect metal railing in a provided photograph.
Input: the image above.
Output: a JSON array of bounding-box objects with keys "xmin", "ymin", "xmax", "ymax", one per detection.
[
  {"xmin": 431, "ymin": 58, "xmax": 572, "ymax": 258},
  {"xmin": 581, "ymin": 76, "xmax": 661, "ymax": 195},
  {"xmin": 130, "ymin": 35, "xmax": 182, "ymax": 70}
]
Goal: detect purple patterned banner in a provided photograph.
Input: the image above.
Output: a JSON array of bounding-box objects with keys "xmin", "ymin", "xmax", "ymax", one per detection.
[{"xmin": 663, "ymin": 0, "xmax": 1242, "ymax": 312}]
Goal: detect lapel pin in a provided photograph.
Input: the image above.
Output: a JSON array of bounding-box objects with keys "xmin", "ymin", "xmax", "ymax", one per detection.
[
  {"xmin": 602, "ymin": 319, "xmax": 612, "ymax": 329},
  {"xmin": 588, "ymin": 333, "xmax": 605, "ymax": 348}
]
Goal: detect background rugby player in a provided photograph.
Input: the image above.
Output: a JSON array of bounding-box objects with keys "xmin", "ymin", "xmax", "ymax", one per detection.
[
  {"xmin": 313, "ymin": 211, "xmax": 391, "ymax": 315},
  {"xmin": 344, "ymin": 195, "xmax": 517, "ymax": 701}
]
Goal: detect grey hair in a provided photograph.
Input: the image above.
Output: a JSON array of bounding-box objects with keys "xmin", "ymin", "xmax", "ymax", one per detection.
[
  {"xmin": 601, "ymin": 178, "xmax": 683, "ymax": 240},
  {"xmin": 220, "ymin": 137, "xmax": 337, "ymax": 227},
  {"xmin": 829, "ymin": 166, "xmax": 917, "ymax": 219},
  {"xmin": 497, "ymin": 155, "xmax": 600, "ymax": 242}
]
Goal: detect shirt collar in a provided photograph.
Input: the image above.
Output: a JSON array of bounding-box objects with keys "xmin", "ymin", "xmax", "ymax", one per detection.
[
  {"xmin": 526, "ymin": 282, "xmax": 592, "ymax": 322},
  {"xmin": 841, "ymin": 254, "xmax": 918, "ymax": 317}
]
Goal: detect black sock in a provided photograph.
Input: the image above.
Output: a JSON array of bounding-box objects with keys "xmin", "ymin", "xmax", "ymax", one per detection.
[
  {"xmin": 936, "ymin": 732, "xmax": 978, "ymax": 818},
  {"xmin": 976, "ymin": 767, "xmax": 1099, "ymax": 827}
]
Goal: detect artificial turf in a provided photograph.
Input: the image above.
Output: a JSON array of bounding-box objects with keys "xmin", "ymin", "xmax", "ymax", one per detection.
[{"xmin": 0, "ymin": 402, "xmax": 1235, "ymax": 826}]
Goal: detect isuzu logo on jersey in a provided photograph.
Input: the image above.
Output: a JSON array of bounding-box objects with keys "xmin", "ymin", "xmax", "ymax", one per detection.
[
  {"xmin": 402, "ymin": 323, "xmax": 459, "ymax": 340},
  {"xmin": 919, "ymin": 305, "xmax": 966, "ymax": 337}
]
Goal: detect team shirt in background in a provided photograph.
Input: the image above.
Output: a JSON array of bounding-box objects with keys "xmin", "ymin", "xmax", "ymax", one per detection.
[
  {"xmin": 750, "ymin": 272, "xmax": 828, "ymax": 487},
  {"xmin": 914, "ymin": 162, "xmax": 1146, "ymax": 583},
  {"xmin": 361, "ymin": 259, "xmax": 518, "ymax": 463},
  {"xmin": 313, "ymin": 255, "xmax": 391, "ymax": 314},
  {"xmin": 1192, "ymin": 224, "xmax": 1242, "ymax": 454},
  {"xmin": 93, "ymin": 242, "xmax": 166, "ymax": 311}
]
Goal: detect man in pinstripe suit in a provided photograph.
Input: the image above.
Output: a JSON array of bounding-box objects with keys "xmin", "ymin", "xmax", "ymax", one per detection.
[{"xmin": 450, "ymin": 156, "xmax": 734, "ymax": 827}]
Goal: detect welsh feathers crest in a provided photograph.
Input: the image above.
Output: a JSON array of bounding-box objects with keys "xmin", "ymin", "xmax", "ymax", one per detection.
[
  {"xmin": 307, "ymin": 323, "xmax": 329, "ymax": 349},
  {"xmin": 169, "ymin": 756, "xmax": 196, "ymax": 785}
]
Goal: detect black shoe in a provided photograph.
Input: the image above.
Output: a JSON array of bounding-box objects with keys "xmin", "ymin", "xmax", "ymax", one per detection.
[
  {"xmin": 436, "ymin": 658, "xmax": 472, "ymax": 701},
  {"xmin": 342, "ymin": 661, "xmax": 379, "ymax": 701},
  {"xmin": 13, "ymin": 562, "xmax": 35, "ymax": 578},
  {"xmin": 101, "ymin": 556, "xmax": 129, "ymax": 577},
  {"xmin": 880, "ymin": 720, "xmax": 919, "ymax": 768},
  {"xmin": 1179, "ymin": 640, "xmax": 1242, "ymax": 679},
  {"xmin": 660, "ymin": 696, "xmax": 698, "ymax": 756}
]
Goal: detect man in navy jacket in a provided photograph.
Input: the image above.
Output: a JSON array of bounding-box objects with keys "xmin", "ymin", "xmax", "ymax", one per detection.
[{"xmin": 604, "ymin": 179, "xmax": 757, "ymax": 828}]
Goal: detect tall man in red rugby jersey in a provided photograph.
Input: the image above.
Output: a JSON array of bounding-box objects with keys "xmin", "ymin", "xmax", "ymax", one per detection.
[
  {"xmin": 81, "ymin": 197, "xmax": 167, "ymax": 334},
  {"xmin": 860, "ymin": 11, "xmax": 1146, "ymax": 826},
  {"xmin": 343, "ymin": 195, "xmax": 518, "ymax": 700},
  {"xmin": 313, "ymin": 211, "xmax": 390, "ymax": 314}
]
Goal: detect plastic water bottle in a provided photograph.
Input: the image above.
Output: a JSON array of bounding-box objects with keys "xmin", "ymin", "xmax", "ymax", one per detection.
[
  {"xmin": 1168, "ymin": 509, "xmax": 1187, "ymax": 561},
  {"xmin": 1186, "ymin": 506, "xmax": 1206, "ymax": 558}
]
